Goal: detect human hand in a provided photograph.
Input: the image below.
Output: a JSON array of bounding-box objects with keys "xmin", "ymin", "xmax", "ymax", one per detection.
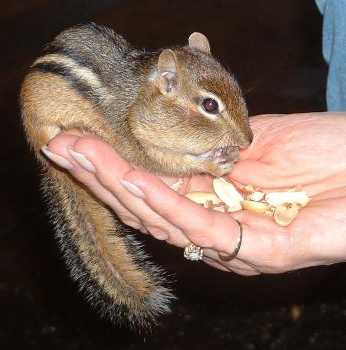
[
  {"xmin": 231, "ymin": 112, "xmax": 346, "ymax": 197},
  {"xmin": 43, "ymin": 131, "xmax": 214, "ymax": 248},
  {"xmin": 42, "ymin": 113, "xmax": 346, "ymax": 275}
]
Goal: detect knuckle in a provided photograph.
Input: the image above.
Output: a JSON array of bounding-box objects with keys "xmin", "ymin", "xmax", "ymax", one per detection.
[
  {"xmin": 138, "ymin": 227, "xmax": 148, "ymax": 234},
  {"xmin": 120, "ymin": 216, "xmax": 140, "ymax": 229},
  {"xmin": 194, "ymin": 213, "xmax": 225, "ymax": 247},
  {"xmin": 69, "ymin": 168, "xmax": 94, "ymax": 184},
  {"xmin": 193, "ymin": 234, "xmax": 213, "ymax": 248},
  {"xmin": 146, "ymin": 225, "xmax": 169, "ymax": 240},
  {"xmin": 74, "ymin": 136, "xmax": 106, "ymax": 160}
]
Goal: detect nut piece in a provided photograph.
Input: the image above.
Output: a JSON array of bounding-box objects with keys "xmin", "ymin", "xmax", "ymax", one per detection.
[
  {"xmin": 242, "ymin": 200, "xmax": 273, "ymax": 216},
  {"xmin": 265, "ymin": 191, "xmax": 310, "ymax": 207},
  {"xmin": 213, "ymin": 178, "xmax": 243, "ymax": 212},
  {"xmin": 246, "ymin": 191, "xmax": 265, "ymax": 202},
  {"xmin": 243, "ymin": 184, "xmax": 255, "ymax": 193},
  {"xmin": 185, "ymin": 192, "xmax": 222, "ymax": 206},
  {"xmin": 273, "ymin": 203, "xmax": 301, "ymax": 226},
  {"xmin": 227, "ymin": 205, "xmax": 241, "ymax": 213},
  {"xmin": 187, "ymin": 180, "xmax": 309, "ymax": 227}
]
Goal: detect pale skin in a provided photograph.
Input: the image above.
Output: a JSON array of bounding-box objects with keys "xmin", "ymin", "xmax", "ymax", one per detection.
[{"xmin": 44, "ymin": 113, "xmax": 346, "ymax": 276}]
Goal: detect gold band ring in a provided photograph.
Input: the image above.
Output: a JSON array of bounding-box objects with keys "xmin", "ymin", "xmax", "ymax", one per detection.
[{"xmin": 218, "ymin": 219, "xmax": 243, "ymax": 262}]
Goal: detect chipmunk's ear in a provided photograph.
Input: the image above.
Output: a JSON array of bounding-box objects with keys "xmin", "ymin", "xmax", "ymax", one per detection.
[
  {"xmin": 188, "ymin": 32, "xmax": 211, "ymax": 54},
  {"xmin": 156, "ymin": 49, "xmax": 179, "ymax": 96}
]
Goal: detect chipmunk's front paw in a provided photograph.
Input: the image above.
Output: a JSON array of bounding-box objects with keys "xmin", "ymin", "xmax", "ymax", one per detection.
[{"xmin": 205, "ymin": 160, "xmax": 234, "ymax": 177}]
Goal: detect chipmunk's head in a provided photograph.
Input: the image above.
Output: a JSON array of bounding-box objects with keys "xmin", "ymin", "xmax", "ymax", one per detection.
[{"xmin": 130, "ymin": 33, "xmax": 253, "ymax": 176}]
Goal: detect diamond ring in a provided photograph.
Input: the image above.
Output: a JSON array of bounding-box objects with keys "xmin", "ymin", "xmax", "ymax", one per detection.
[{"xmin": 184, "ymin": 243, "xmax": 204, "ymax": 261}]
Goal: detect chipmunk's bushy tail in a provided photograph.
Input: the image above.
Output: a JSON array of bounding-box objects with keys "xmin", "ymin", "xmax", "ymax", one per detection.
[{"xmin": 42, "ymin": 168, "xmax": 174, "ymax": 328}]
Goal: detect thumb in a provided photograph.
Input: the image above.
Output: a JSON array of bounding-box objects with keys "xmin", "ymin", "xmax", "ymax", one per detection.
[{"xmin": 230, "ymin": 159, "xmax": 280, "ymax": 188}]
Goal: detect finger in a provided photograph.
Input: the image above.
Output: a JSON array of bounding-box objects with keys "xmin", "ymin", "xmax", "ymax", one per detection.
[
  {"xmin": 230, "ymin": 159, "xmax": 288, "ymax": 188},
  {"xmin": 46, "ymin": 134, "xmax": 144, "ymax": 230},
  {"xmin": 202, "ymin": 257, "xmax": 230, "ymax": 272},
  {"xmin": 203, "ymin": 257, "xmax": 260, "ymax": 275},
  {"xmin": 46, "ymin": 134, "xmax": 204, "ymax": 248},
  {"xmin": 204, "ymin": 248, "xmax": 260, "ymax": 274},
  {"xmin": 231, "ymin": 210, "xmax": 294, "ymax": 273},
  {"xmin": 70, "ymin": 137, "xmax": 190, "ymax": 246},
  {"xmin": 228, "ymin": 268, "xmax": 260, "ymax": 276}
]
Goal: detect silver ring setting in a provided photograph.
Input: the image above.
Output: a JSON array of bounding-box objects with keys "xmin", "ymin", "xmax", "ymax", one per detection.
[{"xmin": 184, "ymin": 243, "xmax": 204, "ymax": 261}]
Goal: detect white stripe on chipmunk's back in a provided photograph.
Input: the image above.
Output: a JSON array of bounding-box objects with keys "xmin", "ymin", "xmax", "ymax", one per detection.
[{"xmin": 33, "ymin": 53, "xmax": 103, "ymax": 89}]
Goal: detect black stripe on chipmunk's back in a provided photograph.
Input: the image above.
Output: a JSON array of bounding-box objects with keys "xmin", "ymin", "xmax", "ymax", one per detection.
[
  {"xmin": 32, "ymin": 61, "xmax": 103, "ymax": 106},
  {"xmin": 43, "ymin": 22, "xmax": 128, "ymax": 75},
  {"xmin": 45, "ymin": 44, "xmax": 101, "ymax": 76}
]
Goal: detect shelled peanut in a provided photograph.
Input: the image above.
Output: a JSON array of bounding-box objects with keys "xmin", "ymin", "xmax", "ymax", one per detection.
[{"xmin": 185, "ymin": 178, "xmax": 310, "ymax": 226}]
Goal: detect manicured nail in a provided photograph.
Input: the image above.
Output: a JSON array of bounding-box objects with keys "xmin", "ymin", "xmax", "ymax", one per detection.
[
  {"xmin": 41, "ymin": 146, "xmax": 73, "ymax": 170},
  {"xmin": 68, "ymin": 148, "xmax": 96, "ymax": 173},
  {"xmin": 120, "ymin": 180, "xmax": 145, "ymax": 199}
]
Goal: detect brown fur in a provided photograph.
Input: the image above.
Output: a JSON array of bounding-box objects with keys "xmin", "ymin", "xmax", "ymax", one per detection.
[
  {"xmin": 21, "ymin": 72, "xmax": 163, "ymax": 325},
  {"xmin": 20, "ymin": 23, "xmax": 253, "ymax": 327}
]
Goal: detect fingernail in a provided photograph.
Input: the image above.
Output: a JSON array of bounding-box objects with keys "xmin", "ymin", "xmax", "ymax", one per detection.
[
  {"xmin": 41, "ymin": 146, "xmax": 74, "ymax": 170},
  {"xmin": 68, "ymin": 148, "xmax": 96, "ymax": 173},
  {"xmin": 120, "ymin": 180, "xmax": 145, "ymax": 199}
]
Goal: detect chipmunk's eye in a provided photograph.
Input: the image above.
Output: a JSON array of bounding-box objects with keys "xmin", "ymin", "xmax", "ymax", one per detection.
[{"xmin": 202, "ymin": 97, "xmax": 219, "ymax": 114}]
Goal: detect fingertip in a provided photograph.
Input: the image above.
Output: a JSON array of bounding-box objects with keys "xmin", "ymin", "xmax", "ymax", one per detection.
[
  {"xmin": 230, "ymin": 160, "xmax": 277, "ymax": 188},
  {"xmin": 46, "ymin": 133, "xmax": 81, "ymax": 159},
  {"xmin": 72, "ymin": 135, "xmax": 112, "ymax": 160},
  {"xmin": 72, "ymin": 136, "xmax": 133, "ymax": 177}
]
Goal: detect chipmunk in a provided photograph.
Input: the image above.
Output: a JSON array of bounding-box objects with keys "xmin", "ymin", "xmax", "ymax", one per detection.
[{"xmin": 20, "ymin": 23, "xmax": 253, "ymax": 328}]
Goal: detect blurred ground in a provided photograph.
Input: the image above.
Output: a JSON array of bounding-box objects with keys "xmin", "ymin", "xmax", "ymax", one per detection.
[{"xmin": 2, "ymin": 1, "xmax": 346, "ymax": 349}]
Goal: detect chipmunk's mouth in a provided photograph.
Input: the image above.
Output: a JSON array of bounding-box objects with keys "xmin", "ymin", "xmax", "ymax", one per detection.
[{"xmin": 195, "ymin": 145, "xmax": 240, "ymax": 164}]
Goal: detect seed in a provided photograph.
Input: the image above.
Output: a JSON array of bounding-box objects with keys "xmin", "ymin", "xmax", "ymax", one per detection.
[
  {"xmin": 213, "ymin": 178, "xmax": 243, "ymax": 212},
  {"xmin": 242, "ymin": 200, "xmax": 271, "ymax": 214},
  {"xmin": 185, "ymin": 191, "xmax": 222, "ymax": 206},
  {"xmin": 265, "ymin": 191, "xmax": 310, "ymax": 207},
  {"xmin": 243, "ymin": 184, "xmax": 255, "ymax": 193},
  {"xmin": 273, "ymin": 203, "xmax": 300, "ymax": 226},
  {"xmin": 246, "ymin": 191, "xmax": 265, "ymax": 202},
  {"xmin": 186, "ymin": 179, "xmax": 308, "ymax": 227}
]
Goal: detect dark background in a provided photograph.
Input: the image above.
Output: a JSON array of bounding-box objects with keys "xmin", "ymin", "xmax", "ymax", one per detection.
[{"xmin": 2, "ymin": 0, "xmax": 346, "ymax": 349}]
